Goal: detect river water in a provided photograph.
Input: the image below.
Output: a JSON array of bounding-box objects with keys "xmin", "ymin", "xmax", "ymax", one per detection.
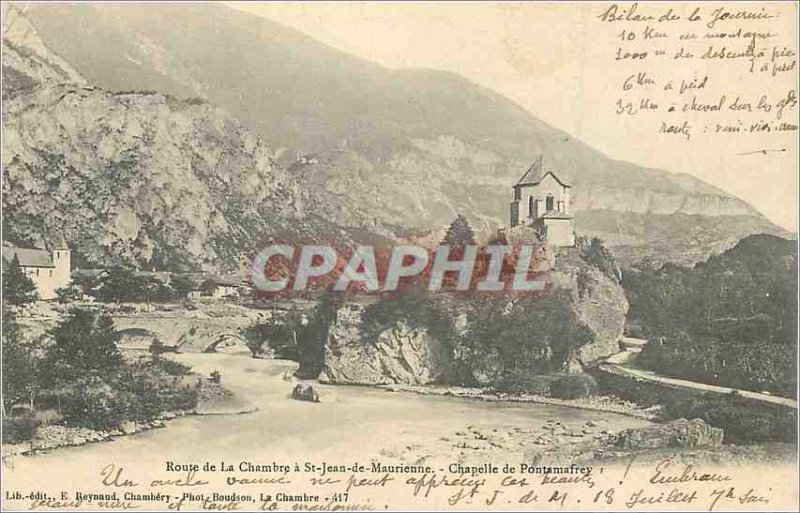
[{"xmin": 3, "ymin": 353, "xmax": 650, "ymax": 503}]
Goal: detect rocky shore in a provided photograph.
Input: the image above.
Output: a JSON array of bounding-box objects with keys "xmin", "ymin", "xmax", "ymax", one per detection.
[
  {"xmin": 378, "ymin": 383, "xmax": 660, "ymax": 420},
  {"xmin": 2, "ymin": 410, "xmax": 186, "ymax": 459}
]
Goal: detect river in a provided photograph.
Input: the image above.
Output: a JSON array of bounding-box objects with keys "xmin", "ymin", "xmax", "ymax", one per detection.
[{"xmin": 3, "ymin": 353, "xmax": 650, "ymax": 499}]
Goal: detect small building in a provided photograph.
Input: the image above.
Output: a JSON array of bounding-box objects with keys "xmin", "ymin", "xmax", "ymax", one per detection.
[
  {"xmin": 202, "ymin": 274, "xmax": 250, "ymax": 300},
  {"xmin": 509, "ymin": 156, "xmax": 575, "ymax": 247},
  {"xmin": 1, "ymin": 236, "xmax": 71, "ymax": 300}
]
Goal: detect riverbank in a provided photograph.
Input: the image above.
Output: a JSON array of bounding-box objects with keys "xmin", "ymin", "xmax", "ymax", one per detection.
[
  {"xmin": 378, "ymin": 383, "xmax": 660, "ymax": 420},
  {"xmin": 1, "ymin": 377, "xmax": 255, "ymax": 460},
  {"xmin": 7, "ymin": 353, "xmax": 794, "ymax": 473}
]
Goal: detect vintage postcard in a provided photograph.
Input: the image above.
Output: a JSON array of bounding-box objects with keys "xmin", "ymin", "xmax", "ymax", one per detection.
[{"xmin": 1, "ymin": 1, "xmax": 798, "ymax": 511}]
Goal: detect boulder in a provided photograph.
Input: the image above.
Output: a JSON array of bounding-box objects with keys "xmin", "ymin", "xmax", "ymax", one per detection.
[
  {"xmin": 120, "ymin": 421, "xmax": 137, "ymax": 435},
  {"xmin": 614, "ymin": 418, "xmax": 724, "ymax": 450},
  {"xmin": 292, "ymin": 384, "xmax": 320, "ymax": 403}
]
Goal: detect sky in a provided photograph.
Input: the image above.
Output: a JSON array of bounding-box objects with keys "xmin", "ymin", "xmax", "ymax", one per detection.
[{"xmin": 230, "ymin": 2, "xmax": 799, "ymax": 232}]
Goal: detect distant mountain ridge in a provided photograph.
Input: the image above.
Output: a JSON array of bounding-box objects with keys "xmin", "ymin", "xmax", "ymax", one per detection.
[
  {"xmin": 2, "ymin": 6, "xmax": 366, "ymax": 271},
  {"xmin": 9, "ymin": 3, "xmax": 794, "ymax": 266}
]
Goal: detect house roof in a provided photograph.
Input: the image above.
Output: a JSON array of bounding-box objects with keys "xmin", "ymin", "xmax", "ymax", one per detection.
[
  {"xmin": 517, "ymin": 159, "xmax": 543, "ymax": 184},
  {"xmin": 1, "ymin": 244, "xmax": 54, "ymax": 269},
  {"xmin": 515, "ymin": 156, "xmax": 571, "ymax": 188}
]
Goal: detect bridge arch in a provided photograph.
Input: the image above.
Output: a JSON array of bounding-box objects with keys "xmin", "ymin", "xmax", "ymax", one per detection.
[
  {"xmin": 117, "ymin": 327, "xmax": 159, "ymax": 350},
  {"xmin": 200, "ymin": 332, "xmax": 251, "ymax": 354}
]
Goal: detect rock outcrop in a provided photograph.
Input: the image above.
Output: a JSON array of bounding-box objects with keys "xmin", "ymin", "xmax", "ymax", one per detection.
[
  {"xmin": 318, "ymin": 303, "xmax": 460, "ymax": 385},
  {"xmin": 315, "ymin": 243, "xmax": 627, "ymax": 388},
  {"xmin": 613, "ymin": 418, "xmax": 724, "ymax": 450},
  {"xmin": 552, "ymin": 247, "xmax": 628, "ymax": 365}
]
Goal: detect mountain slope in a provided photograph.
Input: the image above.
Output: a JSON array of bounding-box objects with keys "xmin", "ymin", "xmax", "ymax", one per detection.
[
  {"xmin": 1, "ymin": 8, "xmax": 360, "ymax": 271},
  {"xmin": 624, "ymin": 234, "xmax": 797, "ymax": 397},
  {"xmin": 17, "ymin": 3, "xmax": 793, "ymax": 265}
]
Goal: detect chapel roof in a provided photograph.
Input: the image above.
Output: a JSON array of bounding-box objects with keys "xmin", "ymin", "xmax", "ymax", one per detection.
[
  {"xmin": 1, "ymin": 243, "xmax": 55, "ymax": 269},
  {"xmin": 515, "ymin": 156, "xmax": 571, "ymax": 188}
]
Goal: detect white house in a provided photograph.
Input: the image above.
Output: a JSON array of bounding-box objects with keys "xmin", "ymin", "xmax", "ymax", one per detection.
[
  {"xmin": 1, "ymin": 235, "xmax": 71, "ymax": 300},
  {"xmin": 509, "ymin": 156, "xmax": 575, "ymax": 247}
]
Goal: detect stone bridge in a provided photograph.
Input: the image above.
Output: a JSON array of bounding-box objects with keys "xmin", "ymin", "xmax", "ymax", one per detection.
[{"xmin": 113, "ymin": 314, "xmax": 264, "ymax": 353}]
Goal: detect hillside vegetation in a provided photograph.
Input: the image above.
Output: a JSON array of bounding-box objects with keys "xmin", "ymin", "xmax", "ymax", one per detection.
[{"xmin": 624, "ymin": 234, "xmax": 797, "ymax": 398}]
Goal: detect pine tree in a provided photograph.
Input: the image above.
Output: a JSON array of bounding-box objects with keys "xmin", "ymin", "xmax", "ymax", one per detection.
[
  {"xmin": 2, "ymin": 254, "xmax": 39, "ymax": 306},
  {"xmin": 442, "ymin": 214, "xmax": 476, "ymax": 247},
  {"xmin": 47, "ymin": 309, "xmax": 122, "ymax": 380}
]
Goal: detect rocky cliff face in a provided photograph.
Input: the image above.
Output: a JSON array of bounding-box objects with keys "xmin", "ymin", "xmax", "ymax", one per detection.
[
  {"xmin": 2, "ymin": 10, "xmax": 360, "ymax": 271},
  {"xmin": 318, "ymin": 304, "xmax": 460, "ymax": 385},
  {"xmin": 552, "ymin": 248, "xmax": 628, "ymax": 365},
  {"xmin": 2, "ymin": 5, "xmax": 86, "ymax": 94}
]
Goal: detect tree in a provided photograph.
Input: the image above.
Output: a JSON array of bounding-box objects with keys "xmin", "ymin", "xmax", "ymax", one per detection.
[
  {"xmin": 442, "ymin": 214, "xmax": 476, "ymax": 247},
  {"xmin": 457, "ymin": 293, "xmax": 592, "ymax": 390},
  {"xmin": 1, "ymin": 309, "xmax": 40, "ymax": 412},
  {"xmin": 200, "ymin": 279, "xmax": 217, "ymax": 297},
  {"xmin": 170, "ymin": 274, "xmax": 197, "ymax": 299},
  {"xmin": 46, "ymin": 308, "xmax": 122, "ymax": 381},
  {"xmin": 93, "ymin": 268, "xmax": 146, "ymax": 303},
  {"xmin": 2, "ymin": 255, "xmax": 38, "ymax": 306},
  {"xmin": 71, "ymin": 272, "xmax": 102, "ymax": 299},
  {"xmin": 55, "ymin": 283, "xmax": 83, "ymax": 303},
  {"xmin": 579, "ymin": 237, "xmax": 621, "ymax": 281},
  {"xmin": 140, "ymin": 277, "xmax": 173, "ymax": 305}
]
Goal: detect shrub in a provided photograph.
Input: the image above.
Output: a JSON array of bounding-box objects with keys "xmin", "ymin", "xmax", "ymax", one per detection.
[
  {"xmin": 360, "ymin": 291, "xmax": 453, "ymax": 344},
  {"xmin": 577, "ymin": 237, "xmax": 620, "ymax": 281},
  {"xmin": 660, "ymin": 393, "xmax": 796, "ymax": 443},
  {"xmin": 151, "ymin": 356, "xmax": 192, "ymax": 376},
  {"xmin": 549, "ymin": 374, "xmax": 599, "ymax": 399},
  {"xmin": 457, "ymin": 293, "xmax": 593, "ymax": 389},
  {"xmin": 59, "ymin": 378, "xmax": 123, "ymax": 429},
  {"xmin": 1, "ymin": 415, "xmax": 39, "ymax": 444},
  {"xmin": 55, "ymin": 284, "xmax": 83, "ymax": 303}
]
